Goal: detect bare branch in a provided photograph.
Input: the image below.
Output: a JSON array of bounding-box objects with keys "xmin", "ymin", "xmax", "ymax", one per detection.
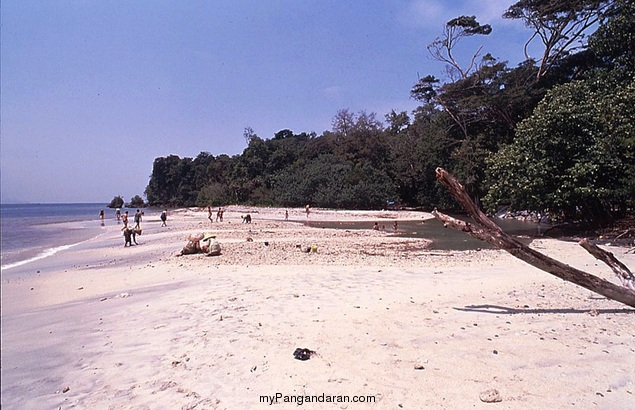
[
  {"xmin": 433, "ymin": 167, "xmax": 635, "ymax": 308},
  {"xmin": 579, "ymin": 239, "xmax": 635, "ymax": 291}
]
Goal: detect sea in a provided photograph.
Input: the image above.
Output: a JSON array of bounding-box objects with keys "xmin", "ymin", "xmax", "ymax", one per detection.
[{"xmin": 0, "ymin": 203, "xmax": 155, "ymax": 272}]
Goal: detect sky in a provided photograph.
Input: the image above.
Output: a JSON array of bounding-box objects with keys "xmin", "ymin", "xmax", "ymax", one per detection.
[{"xmin": 1, "ymin": 0, "xmax": 535, "ymax": 204}]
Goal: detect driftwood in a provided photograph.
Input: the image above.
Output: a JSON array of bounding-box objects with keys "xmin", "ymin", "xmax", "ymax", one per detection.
[
  {"xmin": 579, "ymin": 239, "xmax": 635, "ymax": 291},
  {"xmin": 432, "ymin": 167, "xmax": 635, "ymax": 308}
]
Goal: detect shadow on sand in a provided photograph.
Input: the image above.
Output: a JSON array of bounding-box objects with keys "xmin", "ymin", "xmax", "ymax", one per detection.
[{"xmin": 454, "ymin": 304, "xmax": 635, "ymax": 315}]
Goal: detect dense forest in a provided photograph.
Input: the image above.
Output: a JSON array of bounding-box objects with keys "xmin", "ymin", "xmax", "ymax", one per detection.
[{"xmin": 145, "ymin": 0, "xmax": 634, "ymax": 227}]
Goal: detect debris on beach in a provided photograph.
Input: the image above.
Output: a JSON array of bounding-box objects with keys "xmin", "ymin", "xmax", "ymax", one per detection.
[
  {"xmin": 293, "ymin": 348, "xmax": 316, "ymax": 361},
  {"xmin": 479, "ymin": 388, "xmax": 502, "ymax": 403}
]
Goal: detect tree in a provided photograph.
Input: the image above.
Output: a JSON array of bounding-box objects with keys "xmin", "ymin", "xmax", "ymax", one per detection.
[
  {"xmin": 107, "ymin": 195, "xmax": 124, "ymax": 209},
  {"xmin": 435, "ymin": 167, "xmax": 635, "ymax": 307},
  {"xmin": 588, "ymin": 0, "xmax": 635, "ymax": 75},
  {"xmin": 384, "ymin": 110, "xmax": 410, "ymax": 136},
  {"xmin": 484, "ymin": 77, "xmax": 635, "ymax": 225},
  {"xmin": 129, "ymin": 195, "xmax": 146, "ymax": 208},
  {"xmin": 503, "ymin": 0, "xmax": 612, "ymax": 79},
  {"xmin": 486, "ymin": 0, "xmax": 635, "ymax": 226},
  {"xmin": 427, "ymin": 15, "xmax": 492, "ymax": 80}
]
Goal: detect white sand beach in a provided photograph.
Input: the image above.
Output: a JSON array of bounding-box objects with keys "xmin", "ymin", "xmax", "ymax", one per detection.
[{"xmin": 1, "ymin": 206, "xmax": 634, "ymax": 409}]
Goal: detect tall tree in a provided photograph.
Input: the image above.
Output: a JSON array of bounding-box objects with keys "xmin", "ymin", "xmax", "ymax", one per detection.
[{"xmin": 503, "ymin": 0, "xmax": 612, "ymax": 79}]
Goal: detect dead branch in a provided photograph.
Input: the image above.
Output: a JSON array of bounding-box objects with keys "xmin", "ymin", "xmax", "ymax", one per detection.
[
  {"xmin": 579, "ymin": 239, "xmax": 635, "ymax": 291},
  {"xmin": 433, "ymin": 167, "xmax": 635, "ymax": 308}
]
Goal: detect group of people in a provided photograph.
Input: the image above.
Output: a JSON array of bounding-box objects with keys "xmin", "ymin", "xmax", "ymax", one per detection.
[
  {"xmin": 207, "ymin": 207, "xmax": 225, "ymax": 224},
  {"xmin": 372, "ymin": 221, "xmax": 399, "ymax": 231},
  {"xmin": 122, "ymin": 209, "xmax": 143, "ymax": 247},
  {"xmin": 99, "ymin": 208, "xmax": 170, "ymax": 247}
]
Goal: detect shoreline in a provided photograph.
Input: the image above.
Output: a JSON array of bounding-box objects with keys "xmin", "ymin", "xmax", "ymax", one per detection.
[{"xmin": 2, "ymin": 206, "xmax": 634, "ymax": 409}]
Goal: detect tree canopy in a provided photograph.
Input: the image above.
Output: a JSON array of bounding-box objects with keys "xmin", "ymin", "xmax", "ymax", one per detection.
[{"xmin": 144, "ymin": 0, "xmax": 633, "ymax": 226}]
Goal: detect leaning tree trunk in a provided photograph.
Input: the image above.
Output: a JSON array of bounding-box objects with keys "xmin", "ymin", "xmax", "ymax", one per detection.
[{"xmin": 432, "ymin": 167, "xmax": 635, "ymax": 308}]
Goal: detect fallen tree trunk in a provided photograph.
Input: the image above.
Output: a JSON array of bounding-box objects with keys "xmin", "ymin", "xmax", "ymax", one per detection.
[
  {"xmin": 433, "ymin": 167, "xmax": 635, "ymax": 308},
  {"xmin": 579, "ymin": 239, "xmax": 635, "ymax": 291}
]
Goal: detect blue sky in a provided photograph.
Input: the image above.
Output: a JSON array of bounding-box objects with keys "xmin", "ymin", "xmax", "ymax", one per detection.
[{"xmin": 1, "ymin": 0, "xmax": 533, "ymax": 203}]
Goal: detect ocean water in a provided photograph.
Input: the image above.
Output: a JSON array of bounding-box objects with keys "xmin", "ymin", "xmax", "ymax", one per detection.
[{"xmin": 0, "ymin": 203, "xmax": 149, "ymax": 271}]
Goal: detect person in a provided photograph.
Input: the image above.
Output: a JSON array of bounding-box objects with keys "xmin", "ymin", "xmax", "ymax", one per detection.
[
  {"xmin": 115, "ymin": 208, "xmax": 121, "ymax": 223},
  {"xmin": 285, "ymin": 210, "xmax": 289, "ymax": 221},
  {"xmin": 99, "ymin": 209, "xmax": 105, "ymax": 220},
  {"xmin": 121, "ymin": 211, "xmax": 129, "ymax": 229},
  {"xmin": 305, "ymin": 204, "xmax": 310, "ymax": 218},
  {"xmin": 393, "ymin": 221, "xmax": 398, "ymax": 231},
  {"xmin": 201, "ymin": 233, "xmax": 221, "ymax": 256},
  {"xmin": 373, "ymin": 222, "xmax": 379, "ymax": 230},
  {"xmin": 177, "ymin": 233, "xmax": 204, "ymax": 256},
  {"xmin": 123, "ymin": 227, "xmax": 138, "ymax": 247},
  {"xmin": 216, "ymin": 207, "xmax": 222, "ymax": 222},
  {"xmin": 242, "ymin": 214, "xmax": 252, "ymax": 224},
  {"xmin": 134, "ymin": 209, "xmax": 142, "ymax": 229},
  {"xmin": 208, "ymin": 206, "xmax": 213, "ymax": 224},
  {"xmin": 219, "ymin": 208, "xmax": 224, "ymax": 222},
  {"xmin": 160, "ymin": 209, "xmax": 168, "ymax": 226}
]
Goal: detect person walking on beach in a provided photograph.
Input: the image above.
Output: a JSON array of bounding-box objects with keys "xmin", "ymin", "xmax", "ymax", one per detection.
[
  {"xmin": 285, "ymin": 210, "xmax": 289, "ymax": 220},
  {"xmin": 160, "ymin": 209, "xmax": 168, "ymax": 226},
  {"xmin": 305, "ymin": 204, "xmax": 310, "ymax": 218},
  {"xmin": 208, "ymin": 206, "xmax": 213, "ymax": 225},
  {"xmin": 121, "ymin": 211, "xmax": 129, "ymax": 229},
  {"xmin": 134, "ymin": 209, "xmax": 142, "ymax": 229},
  {"xmin": 115, "ymin": 208, "xmax": 121, "ymax": 223}
]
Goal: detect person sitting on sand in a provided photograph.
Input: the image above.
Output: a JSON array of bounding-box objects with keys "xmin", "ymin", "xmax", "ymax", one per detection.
[
  {"xmin": 242, "ymin": 214, "xmax": 252, "ymax": 224},
  {"xmin": 177, "ymin": 233, "xmax": 204, "ymax": 256},
  {"xmin": 201, "ymin": 233, "xmax": 221, "ymax": 256}
]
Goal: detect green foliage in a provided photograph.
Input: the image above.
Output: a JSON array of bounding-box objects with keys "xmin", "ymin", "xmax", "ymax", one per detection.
[
  {"xmin": 142, "ymin": 1, "xmax": 633, "ymax": 226},
  {"xmin": 128, "ymin": 195, "xmax": 146, "ymax": 208},
  {"xmin": 485, "ymin": 76, "xmax": 635, "ymax": 224},
  {"xmin": 107, "ymin": 195, "xmax": 124, "ymax": 209}
]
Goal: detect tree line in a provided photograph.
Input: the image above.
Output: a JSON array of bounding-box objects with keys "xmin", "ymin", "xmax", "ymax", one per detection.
[{"xmin": 145, "ymin": 0, "xmax": 634, "ymax": 227}]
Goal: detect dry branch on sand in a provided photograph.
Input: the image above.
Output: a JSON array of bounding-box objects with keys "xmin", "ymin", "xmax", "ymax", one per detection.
[{"xmin": 432, "ymin": 167, "xmax": 635, "ymax": 308}]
